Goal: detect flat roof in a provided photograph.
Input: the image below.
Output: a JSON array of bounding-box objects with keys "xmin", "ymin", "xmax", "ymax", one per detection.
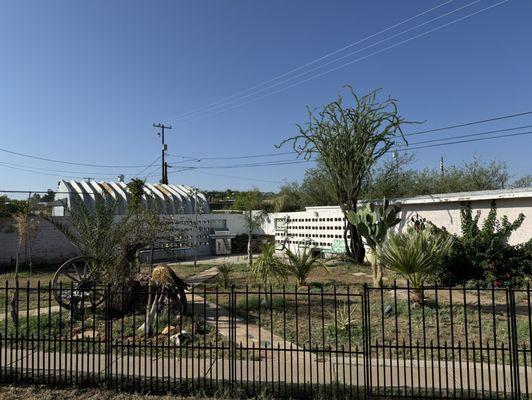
[{"xmin": 305, "ymin": 187, "xmax": 532, "ymax": 211}]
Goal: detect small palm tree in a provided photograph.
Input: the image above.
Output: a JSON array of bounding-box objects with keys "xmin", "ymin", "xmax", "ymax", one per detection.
[
  {"xmin": 284, "ymin": 242, "xmax": 327, "ymax": 286},
  {"xmin": 232, "ymin": 190, "xmax": 270, "ymax": 267},
  {"xmin": 251, "ymin": 243, "xmax": 287, "ymax": 305},
  {"xmin": 377, "ymin": 228, "xmax": 452, "ymax": 304}
]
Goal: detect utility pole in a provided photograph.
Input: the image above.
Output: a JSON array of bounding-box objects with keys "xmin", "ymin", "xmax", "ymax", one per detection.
[
  {"xmin": 153, "ymin": 123, "xmax": 172, "ymax": 184},
  {"xmin": 440, "ymin": 156, "xmax": 445, "ymax": 178}
]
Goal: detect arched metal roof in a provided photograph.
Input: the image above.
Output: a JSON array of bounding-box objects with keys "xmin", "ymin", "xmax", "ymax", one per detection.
[{"xmin": 53, "ymin": 180, "xmax": 210, "ymax": 216}]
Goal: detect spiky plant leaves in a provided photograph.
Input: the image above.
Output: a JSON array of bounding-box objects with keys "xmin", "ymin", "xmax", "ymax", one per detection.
[
  {"xmin": 284, "ymin": 242, "xmax": 328, "ymax": 286},
  {"xmin": 377, "ymin": 228, "xmax": 452, "ymax": 303}
]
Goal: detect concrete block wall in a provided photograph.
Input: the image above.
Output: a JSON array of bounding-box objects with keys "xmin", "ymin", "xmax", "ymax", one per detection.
[
  {"xmin": 0, "ymin": 213, "xmax": 249, "ymax": 270},
  {"xmin": 266, "ymin": 196, "xmax": 532, "ymax": 254},
  {"xmin": 0, "ymin": 216, "xmax": 78, "ymax": 271}
]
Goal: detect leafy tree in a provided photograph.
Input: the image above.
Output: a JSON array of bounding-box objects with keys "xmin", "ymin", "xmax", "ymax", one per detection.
[
  {"xmin": 270, "ymin": 182, "xmax": 304, "ymax": 212},
  {"xmin": 377, "ymin": 227, "xmax": 452, "ymax": 304},
  {"xmin": 364, "ymin": 157, "xmax": 511, "ymax": 200},
  {"xmin": 127, "ymin": 178, "xmax": 146, "ymax": 212},
  {"xmin": 512, "ymin": 174, "xmax": 532, "ymax": 188},
  {"xmin": 0, "ymin": 196, "xmax": 26, "ymax": 218},
  {"xmin": 232, "ymin": 189, "xmax": 270, "ymax": 266},
  {"xmin": 279, "ymin": 87, "xmax": 410, "ymax": 262},
  {"xmin": 298, "ymin": 159, "xmax": 338, "ymax": 207},
  {"xmin": 434, "ymin": 203, "xmax": 530, "ymax": 286}
]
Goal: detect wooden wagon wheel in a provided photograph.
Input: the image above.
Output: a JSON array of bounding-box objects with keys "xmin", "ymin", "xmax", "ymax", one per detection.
[{"xmin": 52, "ymin": 256, "xmax": 108, "ymax": 312}]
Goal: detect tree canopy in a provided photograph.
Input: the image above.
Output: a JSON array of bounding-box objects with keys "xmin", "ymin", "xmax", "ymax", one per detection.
[{"xmin": 278, "ymin": 87, "xmax": 410, "ymax": 261}]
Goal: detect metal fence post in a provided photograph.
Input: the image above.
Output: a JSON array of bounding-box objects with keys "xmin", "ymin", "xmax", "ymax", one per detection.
[
  {"xmin": 104, "ymin": 284, "xmax": 112, "ymax": 388},
  {"xmin": 508, "ymin": 287, "xmax": 521, "ymax": 399},
  {"xmin": 361, "ymin": 283, "xmax": 371, "ymax": 400},
  {"xmin": 228, "ymin": 284, "xmax": 236, "ymax": 388}
]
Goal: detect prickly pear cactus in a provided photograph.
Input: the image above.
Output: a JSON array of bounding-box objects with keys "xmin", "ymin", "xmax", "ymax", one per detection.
[{"xmin": 347, "ymin": 198, "xmax": 401, "ymax": 250}]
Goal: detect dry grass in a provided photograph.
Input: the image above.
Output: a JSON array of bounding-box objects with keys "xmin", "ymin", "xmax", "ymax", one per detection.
[{"xmin": 0, "ymin": 385, "xmax": 198, "ymax": 400}]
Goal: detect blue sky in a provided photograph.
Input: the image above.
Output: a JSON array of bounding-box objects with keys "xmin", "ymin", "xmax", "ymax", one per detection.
[{"xmin": 0, "ymin": 0, "xmax": 531, "ymax": 193}]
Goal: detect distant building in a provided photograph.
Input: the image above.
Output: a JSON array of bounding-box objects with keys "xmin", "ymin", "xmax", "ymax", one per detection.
[
  {"xmin": 52, "ymin": 180, "xmax": 209, "ymax": 216},
  {"xmin": 263, "ymin": 187, "xmax": 532, "ymax": 255}
]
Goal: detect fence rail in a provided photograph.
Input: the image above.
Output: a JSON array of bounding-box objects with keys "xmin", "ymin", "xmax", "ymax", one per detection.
[{"xmin": 0, "ymin": 282, "xmax": 531, "ymax": 399}]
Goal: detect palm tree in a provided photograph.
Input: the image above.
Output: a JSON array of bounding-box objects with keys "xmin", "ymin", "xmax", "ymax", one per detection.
[
  {"xmin": 284, "ymin": 241, "xmax": 327, "ymax": 286},
  {"xmin": 377, "ymin": 228, "xmax": 452, "ymax": 304}
]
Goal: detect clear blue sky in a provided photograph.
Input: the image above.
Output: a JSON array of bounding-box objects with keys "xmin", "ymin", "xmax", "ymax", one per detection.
[{"xmin": 0, "ymin": 0, "xmax": 531, "ymax": 193}]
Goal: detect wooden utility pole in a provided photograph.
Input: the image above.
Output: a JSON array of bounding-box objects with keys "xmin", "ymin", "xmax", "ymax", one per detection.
[{"xmin": 153, "ymin": 123, "xmax": 172, "ymax": 184}]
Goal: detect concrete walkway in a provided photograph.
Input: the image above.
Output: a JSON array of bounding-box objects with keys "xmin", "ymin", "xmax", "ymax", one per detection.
[
  {"xmin": 184, "ymin": 266, "xmax": 220, "ymax": 287},
  {"xmin": 1, "ymin": 347, "xmax": 530, "ymax": 394}
]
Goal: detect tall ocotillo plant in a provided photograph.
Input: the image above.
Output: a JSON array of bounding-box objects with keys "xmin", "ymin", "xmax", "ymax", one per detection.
[{"xmin": 347, "ymin": 198, "xmax": 401, "ymax": 286}]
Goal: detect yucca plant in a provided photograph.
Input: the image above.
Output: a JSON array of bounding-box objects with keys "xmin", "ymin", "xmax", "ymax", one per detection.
[
  {"xmin": 217, "ymin": 263, "xmax": 234, "ymax": 289},
  {"xmin": 377, "ymin": 228, "xmax": 452, "ymax": 304},
  {"xmin": 50, "ymin": 196, "xmax": 118, "ymax": 270},
  {"xmin": 251, "ymin": 243, "xmax": 288, "ymax": 307},
  {"xmin": 284, "ymin": 242, "xmax": 327, "ymax": 286}
]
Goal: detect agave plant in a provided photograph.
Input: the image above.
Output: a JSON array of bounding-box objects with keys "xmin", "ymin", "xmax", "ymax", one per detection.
[
  {"xmin": 377, "ymin": 228, "xmax": 452, "ymax": 304},
  {"xmin": 284, "ymin": 242, "xmax": 327, "ymax": 286}
]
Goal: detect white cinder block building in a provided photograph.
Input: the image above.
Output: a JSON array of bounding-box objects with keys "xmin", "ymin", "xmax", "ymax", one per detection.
[{"xmin": 263, "ymin": 188, "xmax": 532, "ymax": 254}]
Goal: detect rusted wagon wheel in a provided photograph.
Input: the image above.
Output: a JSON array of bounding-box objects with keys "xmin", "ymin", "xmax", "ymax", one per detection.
[{"xmin": 52, "ymin": 256, "xmax": 107, "ymax": 312}]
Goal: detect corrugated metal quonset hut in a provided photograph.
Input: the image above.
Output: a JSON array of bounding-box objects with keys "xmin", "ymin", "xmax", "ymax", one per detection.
[{"xmin": 52, "ymin": 180, "xmax": 209, "ymax": 216}]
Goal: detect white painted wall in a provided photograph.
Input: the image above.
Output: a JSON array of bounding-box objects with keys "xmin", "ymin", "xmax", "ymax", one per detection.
[{"xmin": 265, "ymin": 193, "xmax": 532, "ymax": 254}]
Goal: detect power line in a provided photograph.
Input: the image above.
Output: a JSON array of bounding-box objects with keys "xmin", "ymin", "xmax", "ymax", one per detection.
[
  {"xmin": 166, "ymin": 110, "xmax": 532, "ymax": 162},
  {"xmin": 166, "ymin": 0, "xmax": 457, "ymax": 121},
  {"xmin": 174, "ymin": 0, "xmax": 479, "ymax": 123},
  {"xmin": 172, "ymin": 0, "xmax": 508, "ymax": 124},
  {"xmin": 0, "ymin": 146, "xmax": 156, "ymax": 168},
  {"xmin": 0, "ymin": 162, "xmax": 86, "ymax": 179},
  {"xmin": 400, "ymin": 130, "xmax": 532, "ymax": 152},
  {"xmin": 167, "ymin": 151, "xmax": 296, "ymax": 162},
  {"xmin": 179, "ymin": 160, "xmax": 310, "ymax": 170},
  {"xmin": 168, "ymin": 130, "xmax": 532, "ymax": 171},
  {"xmin": 405, "ymin": 110, "xmax": 532, "ymax": 137},
  {"xmin": 135, "ymin": 155, "xmax": 162, "ymax": 177},
  {"xmin": 0, "ymin": 160, "xmax": 130, "ymax": 177},
  {"xmin": 400, "ymin": 124, "xmax": 532, "ymax": 146}
]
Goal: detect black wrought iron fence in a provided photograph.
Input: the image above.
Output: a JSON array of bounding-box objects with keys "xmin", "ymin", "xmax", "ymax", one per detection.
[{"xmin": 0, "ymin": 281, "xmax": 531, "ymax": 399}]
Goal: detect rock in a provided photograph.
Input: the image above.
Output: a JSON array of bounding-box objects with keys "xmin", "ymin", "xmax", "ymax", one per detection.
[
  {"xmin": 383, "ymin": 304, "xmax": 394, "ymax": 317},
  {"xmin": 161, "ymin": 325, "xmax": 177, "ymax": 335},
  {"xmin": 73, "ymin": 330, "xmax": 100, "ymax": 340},
  {"xmin": 170, "ymin": 330, "xmax": 192, "ymax": 346}
]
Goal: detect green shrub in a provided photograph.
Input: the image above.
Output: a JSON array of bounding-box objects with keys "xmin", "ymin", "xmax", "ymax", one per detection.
[{"xmin": 431, "ymin": 203, "xmax": 531, "ymax": 287}]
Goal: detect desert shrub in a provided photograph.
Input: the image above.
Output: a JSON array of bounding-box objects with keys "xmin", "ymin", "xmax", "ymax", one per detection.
[
  {"xmin": 377, "ymin": 227, "xmax": 452, "ymax": 303},
  {"xmin": 431, "ymin": 203, "xmax": 531, "ymax": 287},
  {"xmin": 217, "ymin": 263, "xmax": 234, "ymax": 289},
  {"xmin": 250, "ymin": 242, "xmax": 288, "ymax": 288},
  {"xmin": 284, "ymin": 242, "xmax": 327, "ymax": 286}
]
